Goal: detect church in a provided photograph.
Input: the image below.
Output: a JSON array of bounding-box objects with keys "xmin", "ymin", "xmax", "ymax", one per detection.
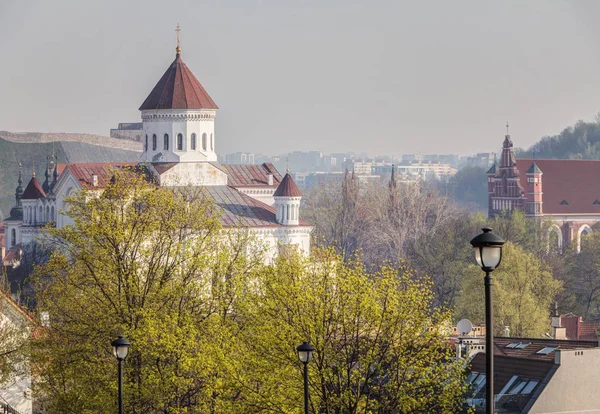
[
  {"xmin": 487, "ymin": 132, "xmax": 600, "ymax": 252},
  {"xmin": 3, "ymin": 40, "xmax": 311, "ymax": 264}
]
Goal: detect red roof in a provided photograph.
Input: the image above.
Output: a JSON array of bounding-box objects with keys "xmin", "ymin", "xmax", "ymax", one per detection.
[
  {"xmin": 21, "ymin": 176, "xmax": 46, "ymax": 199},
  {"xmin": 139, "ymin": 54, "xmax": 218, "ymax": 110},
  {"xmin": 203, "ymin": 186, "xmax": 310, "ymax": 228},
  {"xmin": 274, "ymin": 173, "xmax": 302, "ymax": 197},
  {"xmin": 561, "ymin": 315, "xmax": 600, "ymax": 341},
  {"xmin": 493, "ymin": 336, "xmax": 597, "ymax": 361},
  {"xmin": 516, "ymin": 159, "xmax": 600, "ymax": 214},
  {"xmin": 224, "ymin": 163, "xmax": 282, "ymax": 188},
  {"xmin": 64, "ymin": 163, "xmax": 142, "ymax": 189}
]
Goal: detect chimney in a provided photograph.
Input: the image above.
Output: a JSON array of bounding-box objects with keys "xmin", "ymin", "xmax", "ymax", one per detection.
[
  {"xmin": 267, "ymin": 173, "xmax": 273, "ymax": 186},
  {"xmin": 504, "ymin": 326, "xmax": 510, "ymax": 337},
  {"xmin": 92, "ymin": 174, "xmax": 98, "ymax": 187}
]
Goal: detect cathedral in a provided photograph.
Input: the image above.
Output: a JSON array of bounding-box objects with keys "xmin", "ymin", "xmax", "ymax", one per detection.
[
  {"xmin": 487, "ymin": 132, "xmax": 600, "ymax": 252},
  {"xmin": 3, "ymin": 41, "xmax": 311, "ymax": 265}
]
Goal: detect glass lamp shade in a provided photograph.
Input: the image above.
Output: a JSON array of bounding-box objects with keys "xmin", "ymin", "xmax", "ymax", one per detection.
[
  {"xmin": 296, "ymin": 341, "xmax": 315, "ymax": 364},
  {"xmin": 111, "ymin": 335, "xmax": 131, "ymax": 360},
  {"xmin": 470, "ymin": 227, "xmax": 505, "ymax": 271}
]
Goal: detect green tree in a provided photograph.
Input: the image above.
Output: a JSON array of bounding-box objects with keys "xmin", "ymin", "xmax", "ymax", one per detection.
[
  {"xmin": 31, "ymin": 170, "xmax": 263, "ymax": 413},
  {"xmin": 564, "ymin": 231, "xmax": 600, "ymax": 319},
  {"xmin": 456, "ymin": 242, "xmax": 562, "ymax": 337},
  {"xmin": 227, "ymin": 250, "xmax": 467, "ymax": 413}
]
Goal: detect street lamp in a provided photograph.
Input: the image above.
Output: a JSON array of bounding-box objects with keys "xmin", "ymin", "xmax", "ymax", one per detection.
[
  {"xmin": 297, "ymin": 341, "xmax": 315, "ymax": 414},
  {"xmin": 470, "ymin": 227, "xmax": 505, "ymax": 414},
  {"xmin": 111, "ymin": 335, "xmax": 130, "ymax": 414}
]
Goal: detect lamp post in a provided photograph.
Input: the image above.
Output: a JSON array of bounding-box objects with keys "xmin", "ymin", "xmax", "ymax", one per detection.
[
  {"xmin": 111, "ymin": 335, "xmax": 130, "ymax": 414},
  {"xmin": 470, "ymin": 227, "xmax": 505, "ymax": 414},
  {"xmin": 297, "ymin": 341, "xmax": 315, "ymax": 414}
]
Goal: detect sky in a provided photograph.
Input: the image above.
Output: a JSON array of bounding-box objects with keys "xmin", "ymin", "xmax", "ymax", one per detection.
[{"xmin": 1, "ymin": 0, "xmax": 600, "ymax": 157}]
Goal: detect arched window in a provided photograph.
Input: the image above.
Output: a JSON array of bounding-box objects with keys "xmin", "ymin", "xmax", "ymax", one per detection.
[
  {"xmin": 51, "ymin": 206, "xmax": 55, "ymax": 221},
  {"xmin": 145, "ymin": 134, "xmax": 148, "ymax": 151},
  {"xmin": 46, "ymin": 206, "xmax": 50, "ymax": 221},
  {"xmin": 202, "ymin": 133, "xmax": 207, "ymax": 150},
  {"xmin": 191, "ymin": 133, "xmax": 197, "ymax": 150},
  {"xmin": 210, "ymin": 133, "xmax": 214, "ymax": 150},
  {"xmin": 11, "ymin": 229, "xmax": 16, "ymax": 247},
  {"xmin": 152, "ymin": 134, "xmax": 157, "ymax": 151},
  {"xmin": 164, "ymin": 134, "xmax": 169, "ymax": 151},
  {"xmin": 177, "ymin": 133, "xmax": 183, "ymax": 151},
  {"xmin": 286, "ymin": 205, "xmax": 290, "ymax": 221}
]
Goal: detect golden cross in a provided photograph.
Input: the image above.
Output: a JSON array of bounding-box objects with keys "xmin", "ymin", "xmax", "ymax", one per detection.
[
  {"xmin": 176, "ymin": 24, "xmax": 181, "ymax": 54},
  {"xmin": 506, "ymin": 121, "xmax": 509, "ymax": 136}
]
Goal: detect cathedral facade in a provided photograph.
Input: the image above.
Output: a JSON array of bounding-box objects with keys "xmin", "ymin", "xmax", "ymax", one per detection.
[
  {"xmin": 4, "ymin": 46, "xmax": 311, "ymax": 264},
  {"xmin": 488, "ymin": 134, "xmax": 600, "ymax": 252}
]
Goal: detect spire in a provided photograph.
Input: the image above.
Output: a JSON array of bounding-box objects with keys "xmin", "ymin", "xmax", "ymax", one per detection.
[
  {"xmin": 42, "ymin": 155, "xmax": 51, "ymax": 193},
  {"xmin": 15, "ymin": 162, "xmax": 23, "ymax": 205},
  {"xmin": 8, "ymin": 163, "xmax": 24, "ymax": 220},
  {"xmin": 175, "ymin": 23, "xmax": 181, "ymax": 56},
  {"xmin": 52, "ymin": 154, "xmax": 59, "ymax": 185},
  {"xmin": 506, "ymin": 121, "xmax": 510, "ymax": 137}
]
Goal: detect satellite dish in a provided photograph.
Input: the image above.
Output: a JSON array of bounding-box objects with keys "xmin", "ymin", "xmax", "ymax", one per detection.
[{"xmin": 457, "ymin": 319, "xmax": 473, "ymax": 336}]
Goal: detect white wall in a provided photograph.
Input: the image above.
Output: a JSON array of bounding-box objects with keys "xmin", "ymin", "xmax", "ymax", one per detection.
[{"xmin": 141, "ymin": 109, "xmax": 217, "ymax": 163}]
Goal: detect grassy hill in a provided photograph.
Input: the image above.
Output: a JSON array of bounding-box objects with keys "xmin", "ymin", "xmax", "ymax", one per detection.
[{"xmin": 0, "ymin": 136, "xmax": 141, "ymax": 219}]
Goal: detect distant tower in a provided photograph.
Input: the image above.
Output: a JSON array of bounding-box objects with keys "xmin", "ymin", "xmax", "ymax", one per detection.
[
  {"xmin": 274, "ymin": 172, "xmax": 302, "ymax": 225},
  {"xmin": 139, "ymin": 24, "xmax": 219, "ymax": 164},
  {"xmin": 9, "ymin": 164, "xmax": 24, "ymax": 220},
  {"xmin": 488, "ymin": 126, "xmax": 526, "ymax": 217},
  {"xmin": 42, "ymin": 155, "xmax": 51, "ymax": 193},
  {"xmin": 525, "ymin": 162, "xmax": 543, "ymax": 216}
]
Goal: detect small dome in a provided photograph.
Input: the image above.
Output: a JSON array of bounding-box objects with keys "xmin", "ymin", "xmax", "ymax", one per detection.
[{"xmin": 274, "ymin": 173, "xmax": 302, "ymax": 197}]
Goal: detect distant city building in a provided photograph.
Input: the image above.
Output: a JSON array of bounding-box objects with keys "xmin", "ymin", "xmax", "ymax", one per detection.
[
  {"xmin": 487, "ymin": 133, "xmax": 600, "ymax": 252},
  {"xmin": 221, "ymin": 152, "xmax": 255, "ymax": 164},
  {"xmin": 372, "ymin": 162, "xmax": 456, "ymax": 182},
  {"xmin": 110, "ymin": 122, "xmax": 143, "ymax": 142}
]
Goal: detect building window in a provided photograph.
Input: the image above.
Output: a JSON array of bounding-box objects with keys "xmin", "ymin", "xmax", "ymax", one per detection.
[
  {"xmin": 152, "ymin": 134, "xmax": 157, "ymax": 150},
  {"xmin": 11, "ymin": 229, "xmax": 16, "ymax": 247},
  {"xmin": 145, "ymin": 134, "xmax": 148, "ymax": 151},
  {"xmin": 210, "ymin": 133, "xmax": 214, "ymax": 150},
  {"xmin": 177, "ymin": 133, "xmax": 183, "ymax": 151},
  {"xmin": 202, "ymin": 133, "xmax": 207, "ymax": 150},
  {"xmin": 191, "ymin": 133, "xmax": 196, "ymax": 150},
  {"xmin": 164, "ymin": 134, "xmax": 169, "ymax": 150},
  {"xmin": 51, "ymin": 206, "xmax": 55, "ymax": 221}
]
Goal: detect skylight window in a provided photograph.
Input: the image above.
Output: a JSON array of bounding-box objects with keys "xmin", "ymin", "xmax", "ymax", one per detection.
[
  {"xmin": 594, "ymin": 200, "xmax": 600, "ymax": 205},
  {"xmin": 560, "ymin": 200, "xmax": 569, "ymax": 205},
  {"xmin": 505, "ymin": 342, "xmax": 530, "ymax": 349},
  {"xmin": 536, "ymin": 346, "xmax": 558, "ymax": 355}
]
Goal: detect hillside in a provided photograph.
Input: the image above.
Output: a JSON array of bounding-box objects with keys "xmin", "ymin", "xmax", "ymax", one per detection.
[
  {"xmin": 515, "ymin": 117, "xmax": 600, "ymax": 160},
  {"xmin": 0, "ymin": 133, "xmax": 142, "ymax": 219}
]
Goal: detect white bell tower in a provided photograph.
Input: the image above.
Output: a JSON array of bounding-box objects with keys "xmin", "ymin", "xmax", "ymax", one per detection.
[{"xmin": 139, "ymin": 25, "xmax": 218, "ymax": 164}]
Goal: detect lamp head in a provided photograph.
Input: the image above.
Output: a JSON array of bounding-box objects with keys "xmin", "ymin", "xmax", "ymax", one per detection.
[
  {"xmin": 470, "ymin": 227, "xmax": 505, "ymax": 271},
  {"xmin": 296, "ymin": 341, "xmax": 316, "ymax": 364},
  {"xmin": 111, "ymin": 335, "xmax": 130, "ymax": 361}
]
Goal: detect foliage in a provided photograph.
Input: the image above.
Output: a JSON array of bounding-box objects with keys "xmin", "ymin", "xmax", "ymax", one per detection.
[
  {"xmin": 455, "ymin": 242, "xmax": 562, "ymax": 337},
  {"xmin": 30, "ymin": 170, "xmax": 263, "ymax": 413},
  {"xmin": 30, "ymin": 171, "xmax": 467, "ymax": 413},
  {"xmin": 227, "ymin": 250, "xmax": 468, "ymax": 413},
  {"xmin": 442, "ymin": 165, "xmax": 488, "ymax": 212},
  {"xmin": 0, "ymin": 277, "xmax": 32, "ymax": 389},
  {"xmin": 516, "ymin": 117, "xmax": 600, "ymax": 160},
  {"xmin": 564, "ymin": 231, "xmax": 600, "ymax": 320}
]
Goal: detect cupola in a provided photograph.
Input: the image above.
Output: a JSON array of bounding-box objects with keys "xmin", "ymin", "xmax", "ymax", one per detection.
[{"xmin": 274, "ymin": 173, "xmax": 302, "ymax": 225}]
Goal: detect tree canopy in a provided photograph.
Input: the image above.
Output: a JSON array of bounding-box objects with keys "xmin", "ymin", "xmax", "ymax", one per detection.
[{"xmin": 30, "ymin": 170, "xmax": 467, "ymax": 413}]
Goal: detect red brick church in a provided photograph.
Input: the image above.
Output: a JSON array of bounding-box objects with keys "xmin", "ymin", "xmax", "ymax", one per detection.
[{"xmin": 487, "ymin": 133, "xmax": 600, "ymax": 252}]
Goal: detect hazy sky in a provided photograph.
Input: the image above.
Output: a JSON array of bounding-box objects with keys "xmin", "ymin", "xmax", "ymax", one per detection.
[{"xmin": 1, "ymin": 1, "xmax": 600, "ymax": 156}]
